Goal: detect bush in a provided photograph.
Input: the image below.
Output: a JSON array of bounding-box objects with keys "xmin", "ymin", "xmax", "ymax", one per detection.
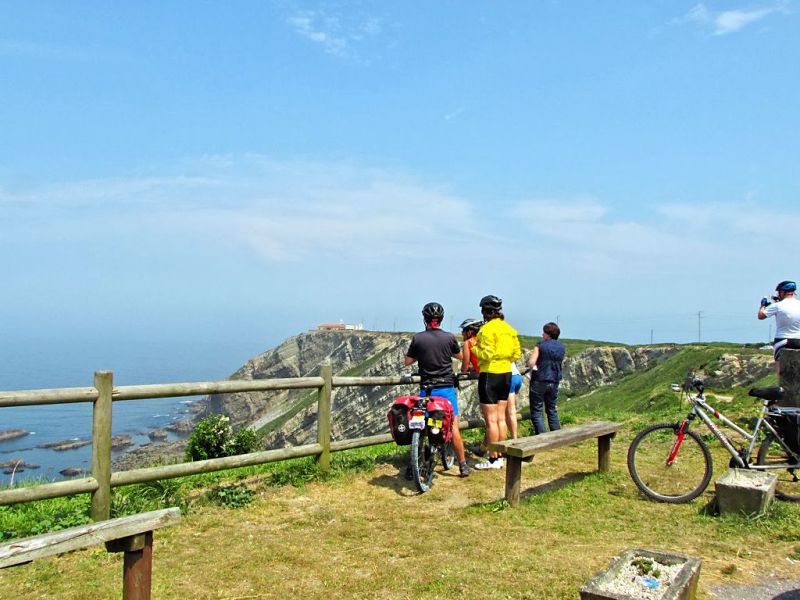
[
  {"xmin": 207, "ymin": 483, "xmax": 255, "ymax": 509},
  {"xmin": 225, "ymin": 427, "xmax": 260, "ymax": 457},
  {"xmin": 185, "ymin": 415, "xmax": 261, "ymax": 462}
]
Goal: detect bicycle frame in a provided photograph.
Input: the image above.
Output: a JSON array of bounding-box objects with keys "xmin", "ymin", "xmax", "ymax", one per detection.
[{"xmin": 681, "ymin": 389, "xmax": 800, "ymax": 470}]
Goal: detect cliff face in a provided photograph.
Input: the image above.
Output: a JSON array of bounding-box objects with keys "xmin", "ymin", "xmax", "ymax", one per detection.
[
  {"xmin": 702, "ymin": 353, "xmax": 773, "ymax": 388},
  {"xmin": 560, "ymin": 346, "xmax": 683, "ymax": 394},
  {"xmin": 202, "ymin": 331, "xmax": 687, "ymax": 450}
]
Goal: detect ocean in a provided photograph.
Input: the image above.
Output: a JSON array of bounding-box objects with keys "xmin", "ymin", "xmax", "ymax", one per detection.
[{"xmin": 0, "ymin": 337, "xmax": 267, "ymax": 484}]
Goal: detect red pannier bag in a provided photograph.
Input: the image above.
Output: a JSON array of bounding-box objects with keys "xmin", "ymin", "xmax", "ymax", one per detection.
[
  {"xmin": 425, "ymin": 396, "xmax": 454, "ymax": 444},
  {"xmin": 388, "ymin": 396, "xmax": 418, "ymax": 446}
]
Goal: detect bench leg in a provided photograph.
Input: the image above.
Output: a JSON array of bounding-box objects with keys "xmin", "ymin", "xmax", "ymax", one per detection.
[
  {"xmin": 505, "ymin": 456, "xmax": 522, "ymax": 507},
  {"xmin": 598, "ymin": 434, "xmax": 613, "ymax": 472},
  {"xmin": 123, "ymin": 531, "xmax": 153, "ymax": 600}
]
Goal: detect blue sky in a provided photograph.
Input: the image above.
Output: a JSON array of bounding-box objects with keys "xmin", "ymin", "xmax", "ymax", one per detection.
[{"xmin": 1, "ymin": 1, "xmax": 799, "ymax": 357}]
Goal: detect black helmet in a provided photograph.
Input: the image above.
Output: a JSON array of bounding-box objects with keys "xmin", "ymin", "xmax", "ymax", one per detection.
[
  {"xmin": 421, "ymin": 302, "xmax": 445, "ymax": 323},
  {"xmin": 479, "ymin": 295, "xmax": 502, "ymax": 311},
  {"xmin": 459, "ymin": 318, "xmax": 482, "ymax": 333},
  {"xmin": 776, "ymin": 281, "xmax": 797, "ymax": 293}
]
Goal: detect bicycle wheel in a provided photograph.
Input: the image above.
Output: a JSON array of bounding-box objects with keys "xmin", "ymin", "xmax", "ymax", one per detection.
[
  {"xmin": 756, "ymin": 435, "xmax": 800, "ymax": 502},
  {"xmin": 410, "ymin": 430, "xmax": 435, "ymax": 493},
  {"xmin": 627, "ymin": 423, "xmax": 713, "ymax": 503},
  {"xmin": 440, "ymin": 441, "xmax": 456, "ymax": 471}
]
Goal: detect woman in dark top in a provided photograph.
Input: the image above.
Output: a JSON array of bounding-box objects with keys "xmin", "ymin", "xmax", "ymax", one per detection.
[{"xmin": 527, "ymin": 322, "xmax": 566, "ymax": 435}]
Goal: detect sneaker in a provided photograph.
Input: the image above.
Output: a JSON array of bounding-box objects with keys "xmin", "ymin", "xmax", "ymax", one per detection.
[
  {"xmin": 474, "ymin": 458, "xmax": 503, "ymax": 470},
  {"xmin": 459, "ymin": 461, "xmax": 470, "ymax": 478}
]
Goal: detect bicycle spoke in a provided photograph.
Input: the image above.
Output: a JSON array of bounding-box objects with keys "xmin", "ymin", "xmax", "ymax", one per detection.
[
  {"xmin": 757, "ymin": 435, "xmax": 800, "ymax": 502},
  {"xmin": 628, "ymin": 423, "xmax": 713, "ymax": 503}
]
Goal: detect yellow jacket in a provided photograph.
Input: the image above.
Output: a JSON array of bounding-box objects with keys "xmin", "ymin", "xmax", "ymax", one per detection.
[{"xmin": 473, "ymin": 318, "xmax": 521, "ymax": 373}]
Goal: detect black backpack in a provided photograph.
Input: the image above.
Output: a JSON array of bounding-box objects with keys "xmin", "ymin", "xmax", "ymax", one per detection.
[{"xmin": 772, "ymin": 410, "xmax": 800, "ymax": 456}]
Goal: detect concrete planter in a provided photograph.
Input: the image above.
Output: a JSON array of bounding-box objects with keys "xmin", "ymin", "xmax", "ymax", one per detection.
[
  {"xmin": 715, "ymin": 468, "xmax": 777, "ymax": 516},
  {"xmin": 580, "ymin": 548, "xmax": 702, "ymax": 600}
]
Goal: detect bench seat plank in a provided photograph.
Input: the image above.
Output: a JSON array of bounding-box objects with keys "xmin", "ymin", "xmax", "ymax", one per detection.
[
  {"xmin": 489, "ymin": 421, "xmax": 621, "ymax": 458},
  {"xmin": 0, "ymin": 507, "xmax": 180, "ymax": 569}
]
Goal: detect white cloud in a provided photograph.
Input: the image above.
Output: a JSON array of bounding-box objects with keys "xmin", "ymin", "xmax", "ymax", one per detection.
[
  {"xmin": 680, "ymin": 2, "xmax": 791, "ymax": 35},
  {"xmin": 0, "ymin": 157, "xmax": 490, "ymax": 266},
  {"xmin": 4, "ymin": 158, "xmax": 798, "ymax": 343},
  {"xmin": 287, "ymin": 10, "xmax": 384, "ymax": 59}
]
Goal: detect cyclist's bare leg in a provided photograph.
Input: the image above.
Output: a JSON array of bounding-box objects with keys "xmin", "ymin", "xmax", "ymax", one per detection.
[
  {"xmin": 497, "ymin": 400, "xmax": 509, "ymax": 443},
  {"xmin": 481, "ymin": 404, "xmax": 501, "ymax": 459},
  {"xmin": 451, "ymin": 416, "xmax": 466, "ymax": 464},
  {"xmin": 505, "ymin": 393, "xmax": 518, "ymax": 439}
]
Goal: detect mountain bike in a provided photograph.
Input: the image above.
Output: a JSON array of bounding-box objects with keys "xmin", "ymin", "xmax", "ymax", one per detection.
[
  {"xmin": 627, "ymin": 376, "xmax": 800, "ymax": 503},
  {"xmin": 389, "ymin": 372, "xmax": 474, "ymax": 493}
]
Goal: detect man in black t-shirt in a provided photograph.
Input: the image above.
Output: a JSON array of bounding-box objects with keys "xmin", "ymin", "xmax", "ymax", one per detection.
[{"xmin": 404, "ymin": 302, "xmax": 469, "ymax": 477}]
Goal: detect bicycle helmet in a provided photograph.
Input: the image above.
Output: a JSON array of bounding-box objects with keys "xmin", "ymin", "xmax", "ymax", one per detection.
[
  {"xmin": 479, "ymin": 295, "xmax": 502, "ymax": 311},
  {"xmin": 776, "ymin": 280, "xmax": 797, "ymax": 293},
  {"xmin": 421, "ymin": 302, "xmax": 445, "ymax": 324},
  {"xmin": 459, "ymin": 318, "xmax": 482, "ymax": 333}
]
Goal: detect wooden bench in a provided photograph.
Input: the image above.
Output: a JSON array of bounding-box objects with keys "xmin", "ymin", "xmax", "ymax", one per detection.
[
  {"xmin": 0, "ymin": 507, "xmax": 181, "ymax": 600},
  {"xmin": 489, "ymin": 421, "xmax": 622, "ymax": 507}
]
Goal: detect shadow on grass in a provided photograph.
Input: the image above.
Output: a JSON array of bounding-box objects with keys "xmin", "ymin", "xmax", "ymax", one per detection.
[
  {"xmin": 519, "ymin": 471, "xmax": 589, "ymax": 501},
  {"xmin": 367, "ymin": 455, "xmax": 462, "ymax": 497},
  {"xmin": 367, "ymin": 456, "xmax": 417, "ymax": 497},
  {"xmin": 468, "ymin": 471, "xmax": 590, "ymax": 512}
]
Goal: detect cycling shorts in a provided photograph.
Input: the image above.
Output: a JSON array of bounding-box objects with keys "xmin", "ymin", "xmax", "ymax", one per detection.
[
  {"xmin": 510, "ymin": 373, "xmax": 523, "ymax": 395},
  {"xmin": 478, "ymin": 372, "xmax": 511, "ymax": 405},
  {"xmin": 420, "ymin": 386, "xmax": 459, "ymax": 417},
  {"xmin": 773, "ymin": 338, "xmax": 800, "ymax": 361}
]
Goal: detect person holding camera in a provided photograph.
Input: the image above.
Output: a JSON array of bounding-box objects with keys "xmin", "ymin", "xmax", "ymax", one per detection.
[{"xmin": 758, "ymin": 280, "xmax": 800, "ymax": 374}]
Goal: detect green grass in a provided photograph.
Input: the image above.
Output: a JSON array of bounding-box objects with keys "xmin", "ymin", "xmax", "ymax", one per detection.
[
  {"xmin": 563, "ymin": 346, "xmax": 754, "ymax": 420},
  {"xmin": 256, "ymin": 389, "xmax": 318, "ymax": 436}
]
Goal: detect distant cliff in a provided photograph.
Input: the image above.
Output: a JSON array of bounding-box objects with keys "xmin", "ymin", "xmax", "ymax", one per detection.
[{"xmin": 200, "ymin": 331, "xmax": 686, "ymax": 450}]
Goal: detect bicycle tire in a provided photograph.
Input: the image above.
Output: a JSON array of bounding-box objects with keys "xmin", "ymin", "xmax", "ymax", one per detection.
[
  {"xmin": 627, "ymin": 422, "xmax": 713, "ymax": 503},
  {"xmin": 440, "ymin": 441, "xmax": 456, "ymax": 471},
  {"xmin": 756, "ymin": 434, "xmax": 800, "ymax": 502},
  {"xmin": 411, "ymin": 430, "xmax": 435, "ymax": 493}
]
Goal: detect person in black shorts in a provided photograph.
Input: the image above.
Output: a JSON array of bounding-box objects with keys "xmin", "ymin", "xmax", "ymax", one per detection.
[{"xmin": 404, "ymin": 302, "xmax": 469, "ymax": 477}]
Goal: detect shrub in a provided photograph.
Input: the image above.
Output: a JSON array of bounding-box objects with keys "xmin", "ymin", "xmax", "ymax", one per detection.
[
  {"xmin": 224, "ymin": 427, "xmax": 260, "ymax": 457},
  {"xmin": 185, "ymin": 415, "xmax": 261, "ymax": 462},
  {"xmin": 207, "ymin": 483, "xmax": 255, "ymax": 509}
]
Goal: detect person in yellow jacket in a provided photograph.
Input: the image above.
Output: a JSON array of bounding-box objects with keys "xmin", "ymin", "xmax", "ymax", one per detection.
[{"xmin": 472, "ymin": 295, "xmax": 521, "ymax": 470}]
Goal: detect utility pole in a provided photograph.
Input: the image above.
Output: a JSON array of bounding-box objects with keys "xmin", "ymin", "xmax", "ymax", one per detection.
[
  {"xmin": 650, "ymin": 329, "xmax": 654, "ymax": 345},
  {"xmin": 697, "ymin": 311, "xmax": 704, "ymax": 343},
  {"xmin": 556, "ymin": 315, "xmax": 560, "ymax": 325}
]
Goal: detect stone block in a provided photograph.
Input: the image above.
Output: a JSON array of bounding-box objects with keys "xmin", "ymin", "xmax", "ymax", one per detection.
[
  {"xmin": 715, "ymin": 468, "xmax": 777, "ymax": 516},
  {"xmin": 780, "ymin": 349, "xmax": 800, "ymax": 407},
  {"xmin": 580, "ymin": 548, "xmax": 701, "ymax": 600}
]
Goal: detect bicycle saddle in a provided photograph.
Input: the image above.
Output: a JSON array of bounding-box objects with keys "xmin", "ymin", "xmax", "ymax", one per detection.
[{"xmin": 748, "ymin": 386, "xmax": 784, "ymax": 402}]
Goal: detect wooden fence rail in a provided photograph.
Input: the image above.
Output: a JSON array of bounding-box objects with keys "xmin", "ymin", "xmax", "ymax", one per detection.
[{"xmin": 0, "ymin": 365, "xmax": 485, "ymax": 512}]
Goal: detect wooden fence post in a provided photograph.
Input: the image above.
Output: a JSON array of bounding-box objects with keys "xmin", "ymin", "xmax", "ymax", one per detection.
[
  {"xmin": 91, "ymin": 370, "xmax": 113, "ymax": 521},
  {"xmin": 317, "ymin": 362, "xmax": 333, "ymax": 473}
]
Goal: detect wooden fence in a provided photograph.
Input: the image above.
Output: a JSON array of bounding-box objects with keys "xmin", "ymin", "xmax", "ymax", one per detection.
[{"xmin": 0, "ymin": 363, "xmax": 486, "ymax": 519}]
